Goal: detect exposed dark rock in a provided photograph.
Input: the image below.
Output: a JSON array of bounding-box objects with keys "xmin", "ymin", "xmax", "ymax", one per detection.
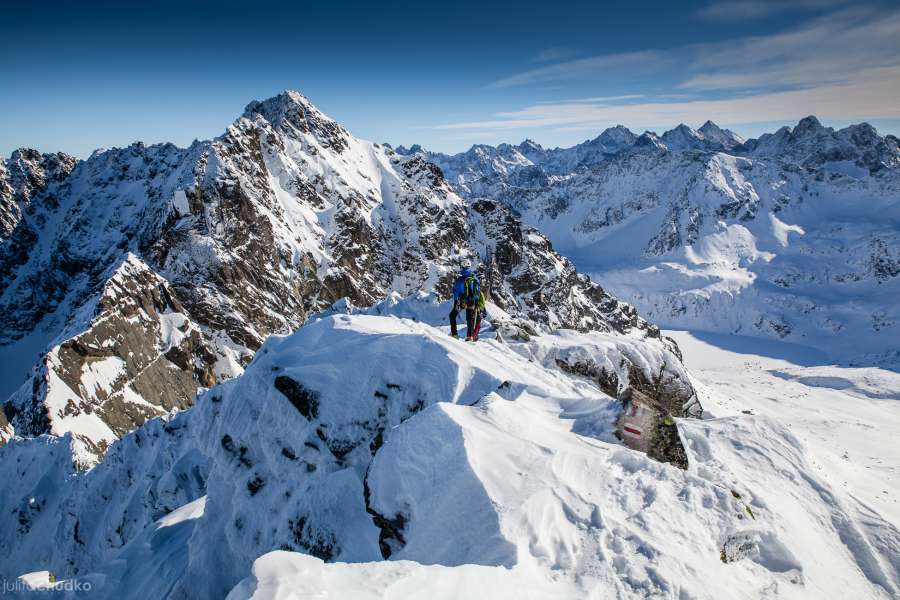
[
  {"xmin": 247, "ymin": 475, "xmax": 266, "ymax": 496},
  {"xmin": 363, "ymin": 473, "xmax": 406, "ymax": 559},
  {"xmin": 287, "ymin": 515, "xmax": 337, "ymax": 561},
  {"xmin": 553, "ymin": 353, "xmax": 700, "ymax": 468},
  {"xmin": 274, "ymin": 375, "xmax": 320, "ymax": 420}
]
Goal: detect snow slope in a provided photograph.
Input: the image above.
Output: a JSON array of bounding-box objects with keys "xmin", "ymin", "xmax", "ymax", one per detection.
[
  {"xmin": 669, "ymin": 329, "xmax": 900, "ymax": 538},
  {"xmin": 416, "ymin": 118, "xmax": 900, "ymax": 363},
  {"xmin": 2, "ymin": 305, "xmax": 897, "ymax": 599}
]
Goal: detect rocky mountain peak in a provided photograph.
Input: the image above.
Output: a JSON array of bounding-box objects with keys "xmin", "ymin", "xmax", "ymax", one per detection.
[
  {"xmin": 1, "ymin": 148, "xmax": 78, "ymax": 241},
  {"xmin": 634, "ymin": 131, "xmax": 667, "ymax": 150},
  {"xmin": 243, "ymin": 90, "xmax": 317, "ymax": 123},
  {"xmin": 591, "ymin": 125, "xmax": 638, "ymax": 153},
  {"xmin": 661, "ymin": 124, "xmax": 703, "ymax": 151},
  {"xmin": 517, "ymin": 138, "xmax": 544, "ymax": 154},
  {"xmin": 393, "ymin": 143, "xmax": 423, "ymax": 155},
  {"xmin": 242, "ymin": 90, "xmax": 349, "ymax": 152},
  {"xmin": 698, "ymin": 120, "xmax": 745, "ymax": 147},
  {"xmin": 841, "ymin": 122, "xmax": 879, "ymax": 145},
  {"xmin": 792, "ymin": 115, "xmax": 827, "ymax": 138}
]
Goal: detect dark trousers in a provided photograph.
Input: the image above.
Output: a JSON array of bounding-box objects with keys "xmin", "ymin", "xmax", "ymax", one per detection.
[{"xmin": 450, "ymin": 303, "xmax": 481, "ymax": 337}]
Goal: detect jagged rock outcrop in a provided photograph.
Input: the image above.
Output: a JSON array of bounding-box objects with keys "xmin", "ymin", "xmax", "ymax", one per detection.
[
  {"xmin": 0, "ymin": 148, "xmax": 78, "ymax": 302},
  {"xmin": 0, "ymin": 91, "xmax": 698, "ymax": 465},
  {"xmin": 5, "ymin": 255, "xmax": 220, "ymax": 465},
  {"xmin": 0, "ymin": 148, "xmax": 78, "ymax": 239},
  {"xmin": 0, "ymin": 409, "xmax": 11, "ymax": 444}
]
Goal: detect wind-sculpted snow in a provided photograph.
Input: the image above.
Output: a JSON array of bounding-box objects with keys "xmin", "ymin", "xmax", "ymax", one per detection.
[
  {"xmin": 418, "ymin": 117, "xmax": 900, "ymax": 363},
  {"xmin": 2, "ymin": 311, "xmax": 894, "ymax": 599},
  {"xmin": 0, "ymin": 311, "xmax": 627, "ymax": 596},
  {"xmin": 0, "ymin": 412, "xmax": 206, "ymax": 582},
  {"xmin": 0, "ymin": 90, "xmax": 670, "ymax": 463}
]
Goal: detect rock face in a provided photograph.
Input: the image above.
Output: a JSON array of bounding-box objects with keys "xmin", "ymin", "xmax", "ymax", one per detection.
[
  {"xmin": 0, "ymin": 90, "xmax": 698, "ymax": 465},
  {"xmin": 494, "ymin": 321, "xmax": 701, "ymax": 468},
  {"xmin": 0, "ymin": 148, "xmax": 78, "ymax": 239},
  {"xmin": 416, "ymin": 118, "xmax": 900, "ymax": 362},
  {"xmin": 5, "ymin": 255, "xmax": 219, "ymax": 464},
  {"xmin": 0, "ymin": 408, "xmax": 11, "ymax": 444}
]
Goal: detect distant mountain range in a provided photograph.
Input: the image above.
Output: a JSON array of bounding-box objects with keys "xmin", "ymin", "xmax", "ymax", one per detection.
[{"xmin": 400, "ymin": 117, "xmax": 900, "ymax": 363}]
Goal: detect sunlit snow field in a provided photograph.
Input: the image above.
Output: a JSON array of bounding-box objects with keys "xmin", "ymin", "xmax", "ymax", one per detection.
[{"xmin": 667, "ymin": 329, "xmax": 900, "ymax": 527}]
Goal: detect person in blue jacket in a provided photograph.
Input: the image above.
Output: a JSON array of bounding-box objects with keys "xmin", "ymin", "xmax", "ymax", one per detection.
[{"xmin": 449, "ymin": 265, "xmax": 484, "ymax": 341}]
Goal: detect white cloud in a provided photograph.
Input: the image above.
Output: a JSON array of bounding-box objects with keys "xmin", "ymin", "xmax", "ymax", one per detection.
[
  {"xmin": 681, "ymin": 7, "xmax": 900, "ymax": 90},
  {"xmin": 697, "ymin": 0, "xmax": 849, "ymax": 21},
  {"xmin": 534, "ymin": 47, "xmax": 577, "ymax": 63},
  {"xmin": 437, "ymin": 65, "xmax": 900, "ymax": 132},
  {"xmin": 487, "ymin": 50, "xmax": 670, "ymax": 89},
  {"xmin": 537, "ymin": 94, "xmax": 646, "ymax": 104},
  {"xmin": 459, "ymin": 6, "xmax": 900, "ymax": 136},
  {"xmin": 487, "ymin": 6, "xmax": 900, "ymax": 93}
]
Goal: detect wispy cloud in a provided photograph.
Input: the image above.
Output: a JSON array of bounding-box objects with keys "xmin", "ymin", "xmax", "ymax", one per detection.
[
  {"xmin": 682, "ymin": 7, "xmax": 900, "ymax": 90},
  {"xmin": 534, "ymin": 47, "xmax": 577, "ymax": 63},
  {"xmin": 487, "ymin": 50, "xmax": 670, "ymax": 89},
  {"xmin": 488, "ymin": 6, "xmax": 900, "ymax": 93},
  {"xmin": 437, "ymin": 65, "xmax": 900, "ymax": 132},
  {"xmin": 537, "ymin": 94, "xmax": 646, "ymax": 104},
  {"xmin": 461, "ymin": 5, "xmax": 900, "ymax": 135},
  {"xmin": 697, "ymin": 0, "xmax": 849, "ymax": 21}
]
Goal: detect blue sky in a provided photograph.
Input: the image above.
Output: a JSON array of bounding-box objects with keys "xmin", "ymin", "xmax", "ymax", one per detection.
[{"xmin": 2, "ymin": 0, "xmax": 899, "ymax": 157}]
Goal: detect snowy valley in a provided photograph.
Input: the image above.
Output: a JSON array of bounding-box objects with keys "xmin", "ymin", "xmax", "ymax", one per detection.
[{"xmin": 0, "ymin": 92, "xmax": 898, "ymax": 599}]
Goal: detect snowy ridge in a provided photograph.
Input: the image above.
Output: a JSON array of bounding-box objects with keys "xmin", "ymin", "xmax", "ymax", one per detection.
[
  {"xmin": 0, "ymin": 304, "xmax": 896, "ymax": 599},
  {"xmin": 415, "ymin": 118, "xmax": 900, "ymax": 362},
  {"xmin": 1, "ymin": 91, "xmax": 672, "ymax": 463}
]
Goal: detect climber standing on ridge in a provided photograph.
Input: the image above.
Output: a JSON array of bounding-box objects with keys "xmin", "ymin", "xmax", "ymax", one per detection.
[{"xmin": 449, "ymin": 265, "xmax": 485, "ymax": 341}]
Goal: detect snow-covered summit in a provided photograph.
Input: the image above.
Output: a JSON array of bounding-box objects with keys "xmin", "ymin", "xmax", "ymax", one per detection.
[
  {"xmin": 242, "ymin": 89, "xmax": 349, "ymax": 152},
  {"xmin": 0, "ymin": 148, "xmax": 78, "ymax": 238},
  {"xmin": 660, "ymin": 122, "xmax": 743, "ymax": 152},
  {"xmin": 661, "ymin": 123, "xmax": 704, "ymax": 151},
  {"xmin": 594, "ymin": 124, "xmax": 639, "ymax": 150},
  {"xmin": 699, "ymin": 120, "xmax": 745, "ymax": 149}
]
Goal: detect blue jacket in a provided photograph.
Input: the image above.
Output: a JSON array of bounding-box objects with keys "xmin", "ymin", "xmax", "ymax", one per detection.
[{"xmin": 452, "ymin": 268, "xmax": 474, "ymax": 303}]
